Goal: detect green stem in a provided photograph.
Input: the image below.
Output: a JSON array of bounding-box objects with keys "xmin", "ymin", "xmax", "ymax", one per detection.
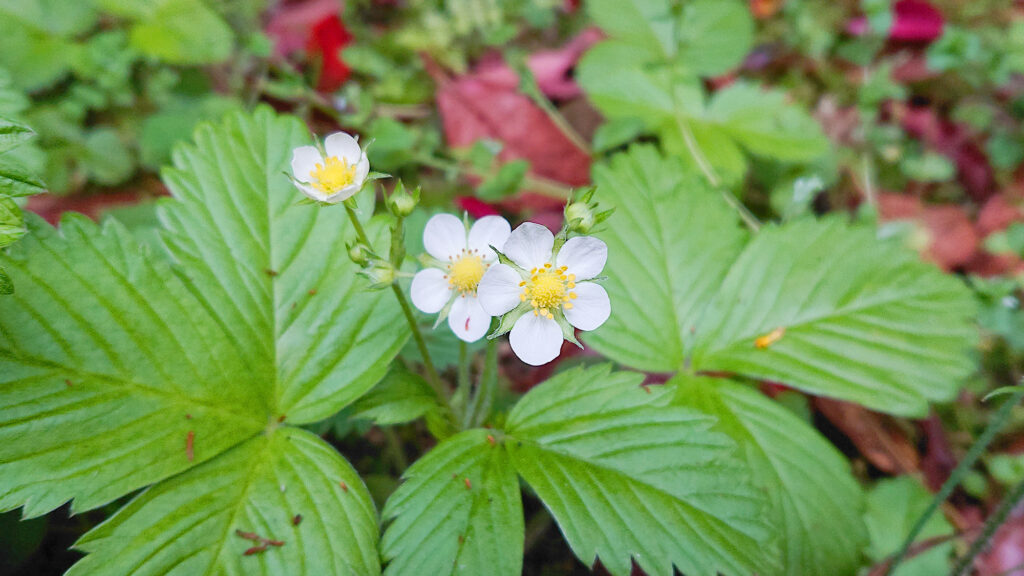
[
  {"xmin": 382, "ymin": 427, "xmax": 408, "ymax": 473},
  {"xmin": 672, "ymin": 103, "xmax": 760, "ymax": 232},
  {"xmin": 414, "ymin": 154, "xmax": 573, "ymax": 200},
  {"xmin": 342, "ymin": 201, "xmax": 449, "ymax": 406},
  {"xmin": 467, "ymin": 338, "xmax": 498, "ymax": 429},
  {"xmin": 455, "ymin": 340, "xmax": 471, "ymax": 417},
  {"xmin": 952, "ymin": 478, "xmax": 1024, "ymax": 576},
  {"xmin": 884, "ymin": 386, "xmax": 1024, "ymax": 576}
]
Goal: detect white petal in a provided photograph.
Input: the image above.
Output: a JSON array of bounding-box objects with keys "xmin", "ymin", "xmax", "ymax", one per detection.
[
  {"xmin": 323, "ymin": 131, "xmax": 362, "ymax": 163},
  {"xmin": 467, "ymin": 215, "xmax": 512, "ymax": 260},
  {"xmin": 477, "ymin": 263, "xmax": 523, "ymax": 316},
  {"xmin": 556, "ymin": 236, "xmax": 608, "ymax": 280},
  {"xmin": 565, "ymin": 282, "xmax": 610, "ymax": 331},
  {"xmin": 410, "ymin": 268, "xmax": 452, "ymax": 313},
  {"xmin": 503, "ymin": 222, "xmax": 554, "ymax": 270},
  {"xmin": 322, "ymin": 182, "xmax": 362, "ymax": 204},
  {"xmin": 295, "ymin": 181, "xmax": 328, "ymax": 202},
  {"xmin": 423, "ymin": 213, "xmax": 467, "ymax": 261},
  {"xmin": 509, "ymin": 313, "xmax": 564, "ymax": 366},
  {"xmin": 355, "ymin": 154, "xmax": 370, "ymax": 186},
  {"xmin": 291, "ymin": 146, "xmax": 322, "ymax": 182},
  {"xmin": 448, "ymin": 296, "xmax": 491, "ymax": 343}
]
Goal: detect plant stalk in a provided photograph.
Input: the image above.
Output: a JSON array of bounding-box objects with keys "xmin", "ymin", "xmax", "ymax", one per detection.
[
  {"xmin": 884, "ymin": 386, "xmax": 1024, "ymax": 576},
  {"xmin": 952, "ymin": 478, "xmax": 1024, "ymax": 576}
]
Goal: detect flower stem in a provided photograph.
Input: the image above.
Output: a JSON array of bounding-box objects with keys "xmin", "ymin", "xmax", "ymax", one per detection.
[
  {"xmin": 672, "ymin": 101, "xmax": 761, "ymax": 232},
  {"xmin": 342, "ymin": 201, "xmax": 450, "ymax": 409},
  {"xmin": 884, "ymin": 385, "xmax": 1024, "ymax": 576},
  {"xmin": 454, "ymin": 340, "xmax": 471, "ymax": 416},
  {"xmin": 466, "ymin": 338, "xmax": 498, "ymax": 428},
  {"xmin": 952, "ymin": 478, "xmax": 1024, "ymax": 576}
]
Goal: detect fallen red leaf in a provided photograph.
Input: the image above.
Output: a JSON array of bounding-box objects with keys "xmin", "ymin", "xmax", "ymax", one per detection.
[
  {"xmin": 815, "ymin": 397, "xmax": 920, "ymax": 474},
  {"xmin": 877, "ymin": 193, "xmax": 979, "ymax": 271},
  {"xmin": 847, "ymin": 0, "xmax": 945, "ymax": 42},
  {"xmin": 898, "ymin": 105, "xmax": 996, "ymax": 202},
  {"xmin": 307, "ymin": 14, "xmax": 353, "ymax": 92},
  {"xmin": 265, "ymin": 0, "xmax": 341, "ymax": 58},
  {"xmin": 427, "ymin": 32, "xmax": 598, "ymax": 211}
]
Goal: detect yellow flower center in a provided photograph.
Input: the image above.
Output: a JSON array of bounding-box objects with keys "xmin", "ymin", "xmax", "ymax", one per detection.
[
  {"xmin": 446, "ymin": 249, "xmax": 488, "ymax": 294},
  {"xmin": 520, "ymin": 263, "xmax": 576, "ymax": 319},
  {"xmin": 309, "ymin": 156, "xmax": 357, "ymax": 194}
]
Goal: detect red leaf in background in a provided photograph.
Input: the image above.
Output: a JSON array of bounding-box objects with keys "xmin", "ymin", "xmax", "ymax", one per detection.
[
  {"xmin": 970, "ymin": 195, "xmax": 1024, "ymax": 276},
  {"xmin": 455, "ymin": 196, "xmax": 500, "ymax": 219},
  {"xmin": 265, "ymin": 0, "xmax": 353, "ymax": 92},
  {"xmin": 815, "ymin": 397, "xmax": 921, "ymax": 474},
  {"xmin": 265, "ymin": 0, "xmax": 340, "ymax": 57},
  {"xmin": 427, "ymin": 31, "xmax": 599, "ymax": 212},
  {"xmin": 308, "ymin": 15, "xmax": 353, "ymax": 92},
  {"xmin": 899, "ymin": 105, "xmax": 996, "ymax": 201},
  {"xmin": 889, "ymin": 0, "xmax": 945, "ymax": 42},
  {"xmin": 877, "ymin": 193, "xmax": 979, "ymax": 271},
  {"xmin": 975, "ymin": 508, "xmax": 1024, "ymax": 576},
  {"xmin": 847, "ymin": 0, "xmax": 944, "ymax": 42}
]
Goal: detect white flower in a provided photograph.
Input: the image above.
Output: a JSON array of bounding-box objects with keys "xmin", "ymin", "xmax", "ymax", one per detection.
[
  {"xmin": 410, "ymin": 213, "xmax": 512, "ymax": 342},
  {"xmin": 290, "ymin": 132, "xmax": 369, "ymax": 203},
  {"xmin": 478, "ymin": 223, "xmax": 610, "ymax": 366}
]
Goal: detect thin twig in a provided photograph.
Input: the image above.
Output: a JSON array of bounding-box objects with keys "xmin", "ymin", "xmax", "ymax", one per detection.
[{"xmin": 953, "ymin": 479, "xmax": 1024, "ymax": 576}]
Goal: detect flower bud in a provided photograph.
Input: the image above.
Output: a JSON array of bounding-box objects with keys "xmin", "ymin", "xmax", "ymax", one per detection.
[
  {"xmin": 565, "ymin": 202, "xmax": 596, "ymax": 234},
  {"xmin": 387, "ymin": 181, "xmax": 420, "ymax": 218},
  {"xmin": 348, "ymin": 242, "xmax": 371, "ymax": 266},
  {"xmin": 362, "ymin": 261, "xmax": 396, "ymax": 287}
]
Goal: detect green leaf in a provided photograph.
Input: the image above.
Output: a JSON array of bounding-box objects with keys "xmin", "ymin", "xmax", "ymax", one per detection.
[
  {"xmin": 0, "ymin": 156, "xmax": 47, "ymax": 198},
  {"xmin": 577, "ymin": 41, "xmax": 682, "ymax": 128},
  {"xmin": 0, "ymin": 117, "xmax": 33, "ymax": 155},
  {"xmin": 0, "ymin": 265, "xmax": 11, "ymax": 295},
  {"xmin": 159, "ymin": 107, "xmax": 408, "ymax": 424},
  {"xmin": 81, "ymin": 129, "xmax": 134, "ymax": 186},
  {"xmin": 672, "ymin": 376, "xmax": 867, "ymax": 576},
  {"xmin": 127, "ymin": 0, "xmax": 234, "ymax": 64},
  {"xmin": 585, "ymin": 146, "xmax": 747, "ymax": 371},
  {"xmin": 0, "ymin": 21, "xmax": 78, "ymax": 91},
  {"xmin": 0, "ymin": 0, "xmax": 98, "ymax": 36},
  {"xmin": 382, "ymin": 429, "xmax": 522, "ymax": 576},
  {"xmin": 0, "ymin": 196, "xmax": 25, "ymax": 248},
  {"xmin": 677, "ymin": 0, "xmax": 755, "ymax": 76},
  {"xmin": 690, "ymin": 216, "xmax": 977, "ymax": 417},
  {"xmin": 702, "ymin": 82, "xmax": 830, "ymax": 162},
  {"xmin": 349, "ymin": 363, "xmax": 440, "ymax": 426},
  {"xmin": 591, "ymin": 117, "xmax": 646, "ymax": 153},
  {"xmin": 0, "ymin": 215, "xmax": 265, "ymax": 518},
  {"xmin": 585, "ymin": 0, "xmax": 675, "ymax": 60},
  {"xmin": 69, "ymin": 427, "xmax": 380, "ymax": 576},
  {"xmin": 476, "ymin": 160, "xmax": 529, "ymax": 201},
  {"xmin": 506, "ymin": 365, "xmax": 775, "ymax": 576},
  {"xmin": 864, "ymin": 477, "xmax": 954, "ymax": 576}
]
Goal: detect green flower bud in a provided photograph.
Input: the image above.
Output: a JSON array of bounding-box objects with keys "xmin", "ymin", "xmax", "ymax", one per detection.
[
  {"xmin": 348, "ymin": 242, "xmax": 371, "ymax": 266},
  {"xmin": 565, "ymin": 202, "xmax": 596, "ymax": 234},
  {"xmin": 387, "ymin": 181, "xmax": 420, "ymax": 217}
]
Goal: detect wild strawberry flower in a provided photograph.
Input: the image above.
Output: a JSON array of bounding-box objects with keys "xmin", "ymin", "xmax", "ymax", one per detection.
[
  {"xmin": 478, "ymin": 222, "xmax": 610, "ymax": 366},
  {"xmin": 410, "ymin": 213, "xmax": 512, "ymax": 342},
  {"xmin": 290, "ymin": 131, "xmax": 369, "ymax": 203}
]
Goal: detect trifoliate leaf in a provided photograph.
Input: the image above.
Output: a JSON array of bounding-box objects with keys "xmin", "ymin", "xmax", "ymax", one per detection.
[
  {"xmin": 0, "ymin": 215, "xmax": 266, "ymax": 518},
  {"xmin": 69, "ymin": 428, "xmax": 380, "ymax": 576},
  {"xmin": 505, "ymin": 365, "xmax": 775, "ymax": 576},
  {"xmin": 677, "ymin": 0, "xmax": 755, "ymax": 76},
  {"xmin": 864, "ymin": 477, "xmax": 954, "ymax": 576},
  {"xmin": 585, "ymin": 146, "xmax": 747, "ymax": 371},
  {"xmin": 159, "ymin": 107, "xmax": 408, "ymax": 424},
  {"xmin": 585, "ymin": 0, "xmax": 675, "ymax": 60},
  {"xmin": 381, "ymin": 429, "xmax": 522, "ymax": 576},
  {"xmin": 690, "ymin": 217, "xmax": 977, "ymax": 417},
  {"xmin": 672, "ymin": 376, "xmax": 867, "ymax": 576}
]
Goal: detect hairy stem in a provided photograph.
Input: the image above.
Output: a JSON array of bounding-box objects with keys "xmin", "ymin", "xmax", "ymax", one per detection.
[
  {"xmin": 952, "ymin": 478, "xmax": 1024, "ymax": 576},
  {"xmin": 885, "ymin": 386, "xmax": 1024, "ymax": 576}
]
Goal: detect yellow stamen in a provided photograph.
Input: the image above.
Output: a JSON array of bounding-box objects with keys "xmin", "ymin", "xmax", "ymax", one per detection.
[
  {"xmin": 447, "ymin": 249, "xmax": 488, "ymax": 295},
  {"xmin": 520, "ymin": 263, "xmax": 576, "ymax": 318},
  {"xmin": 309, "ymin": 155, "xmax": 357, "ymax": 194}
]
